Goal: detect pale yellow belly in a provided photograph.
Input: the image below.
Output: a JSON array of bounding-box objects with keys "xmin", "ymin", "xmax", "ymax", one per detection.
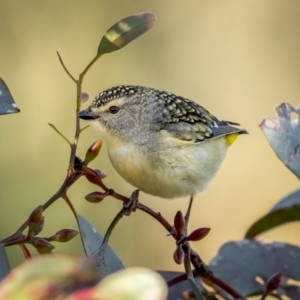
[{"xmin": 108, "ymin": 137, "xmax": 228, "ymax": 199}]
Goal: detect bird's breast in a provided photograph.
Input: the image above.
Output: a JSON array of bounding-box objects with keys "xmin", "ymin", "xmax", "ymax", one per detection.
[{"xmin": 107, "ymin": 136, "xmax": 228, "ymax": 199}]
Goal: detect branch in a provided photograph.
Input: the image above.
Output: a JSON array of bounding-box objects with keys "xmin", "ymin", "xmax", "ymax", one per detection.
[{"xmin": 56, "ymin": 51, "xmax": 77, "ymax": 83}]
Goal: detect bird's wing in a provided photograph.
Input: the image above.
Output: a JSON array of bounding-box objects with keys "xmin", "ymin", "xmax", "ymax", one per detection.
[
  {"xmin": 152, "ymin": 89, "xmax": 247, "ymax": 143},
  {"xmin": 163, "ymin": 120, "xmax": 246, "ymax": 143}
]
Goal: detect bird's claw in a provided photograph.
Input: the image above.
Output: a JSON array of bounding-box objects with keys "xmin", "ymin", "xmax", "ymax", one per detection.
[{"xmin": 124, "ymin": 189, "xmax": 139, "ymax": 216}]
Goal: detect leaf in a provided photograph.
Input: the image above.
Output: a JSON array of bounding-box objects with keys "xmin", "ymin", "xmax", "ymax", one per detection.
[
  {"xmin": 209, "ymin": 240, "xmax": 300, "ymax": 298},
  {"xmin": 260, "ymin": 103, "xmax": 300, "ymax": 179},
  {"xmin": 0, "ymin": 78, "xmax": 20, "ymax": 115},
  {"xmin": 76, "ymin": 214, "xmax": 124, "ymax": 276},
  {"xmin": 159, "ymin": 271, "xmax": 189, "ymax": 300},
  {"xmin": 80, "ymin": 92, "xmax": 89, "ymax": 103},
  {"xmin": 92, "ymin": 267, "xmax": 168, "ymax": 300},
  {"xmin": 245, "ymin": 188, "xmax": 300, "ymax": 238},
  {"xmin": 0, "ymin": 244, "xmax": 10, "ymax": 282},
  {"xmin": 0, "ymin": 255, "xmax": 99, "ymax": 299},
  {"xmin": 97, "ymin": 12, "xmax": 156, "ymax": 55},
  {"xmin": 283, "ymin": 285, "xmax": 300, "ymax": 300},
  {"xmin": 187, "ymin": 277, "xmax": 205, "ymax": 300}
]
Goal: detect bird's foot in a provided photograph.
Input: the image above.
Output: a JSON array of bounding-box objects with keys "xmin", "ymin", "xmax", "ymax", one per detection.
[{"xmin": 124, "ymin": 189, "xmax": 139, "ymax": 216}]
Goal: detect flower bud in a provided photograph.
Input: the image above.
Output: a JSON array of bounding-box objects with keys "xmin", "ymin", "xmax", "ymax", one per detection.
[
  {"xmin": 184, "ymin": 227, "xmax": 210, "ymax": 242},
  {"xmin": 173, "ymin": 245, "xmax": 184, "ymax": 265},
  {"xmin": 27, "ymin": 205, "xmax": 44, "ymax": 237},
  {"xmin": 31, "ymin": 216, "xmax": 45, "ymax": 236},
  {"xmin": 85, "ymin": 191, "xmax": 108, "ymax": 203},
  {"xmin": 174, "ymin": 211, "xmax": 185, "ymax": 237},
  {"xmin": 266, "ymin": 272, "xmax": 281, "ymax": 294},
  {"xmin": 82, "ymin": 166, "xmax": 102, "ymax": 185},
  {"xmin": 28, "ymin": 205, "xmax": 43, "ymax": 224},
  {"xmin": 83, "ymin": 140, "xmax": 102, "ymax": 165},
  {"xmin": 32, "ymin": 238, "xmax": 55, "ymax": 254},
  {"xmin": 48, "ymin": 229, "xmax": 78, "ymax": 242}
]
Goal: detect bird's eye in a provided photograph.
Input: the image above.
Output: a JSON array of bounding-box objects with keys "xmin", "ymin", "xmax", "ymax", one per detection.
[{"xmin": 108, "ymin": 106, "xmax": 120, "ymax": 114}]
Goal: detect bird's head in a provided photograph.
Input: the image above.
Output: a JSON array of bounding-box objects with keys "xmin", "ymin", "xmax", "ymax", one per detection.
[{"xmin": 78, "ymin": 85, "xmax": 163, "ymax": 146}]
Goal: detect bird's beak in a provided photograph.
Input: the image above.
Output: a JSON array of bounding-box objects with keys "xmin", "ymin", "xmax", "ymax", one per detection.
[{"xmin": 78, "ymin": 109, "xmax": 97, "ymax": 120}]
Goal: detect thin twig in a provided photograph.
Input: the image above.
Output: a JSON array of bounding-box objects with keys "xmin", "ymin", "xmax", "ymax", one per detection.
[
  {"xmin": 56, "ymin": 51, "xmax": 77, "ymax": 83},
  {"xmin": 80, "ymin": 54, "xmax": 101, "ymax": 79},
  {"xmin": 80, "ymin": 124, "xmax": 90, "ymax": 133},
  {"xmin": 48, "ymin": 123, "xmax": 72, "ymax": 146},
  {"xmin": 202, "ymin": 274, "xmax": 244, "ymax": 299},
  {"xmin": 167, "ymin": 270, "xmax": 243, "ymax": 299},
  {"xmin": 91, "ymin": 207, "xmax": 126, "ymax": 275},
  {"xmin": 137, "ymin": 203, "xmax": 174, "ymax": 236},
  {"xmin": 19, "ymin": 244, "xmax": 32, "ymax": 259},
  {"xmin": 68, "ymin": 81, "xmax": 82, "ymax": 170},
  {"xmin": 182, "ymin": 243, "xmax": 204, "ymax": 300},
  {"xmin": 62, "ymin": 193, "xmax": 77, "ymax": 218}
]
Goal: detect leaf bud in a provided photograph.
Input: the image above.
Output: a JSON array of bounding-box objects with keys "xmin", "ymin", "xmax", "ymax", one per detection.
[
  {"xmin": 184, "ymin": 227, "xmax": 210, "ymax": 242},
  {"xmin": 27, "ymin": 205, "xmax": 44, "ymax": 237},
  {"xmin": 83, "ymin": 139, "xmax": 102, "ymax": 165},
  {"xmin": 266, "ymin": 272, "xmax": 281, "ymax": 294},
  {"xmin": 31, "ymin": 216, "xmax": 45, "ymax": 236},
  {"xmin": 174, "ymin": 211, "xmax": 185, "ymax": 237},
  {"xmin": 32, "ymin": 238, "xmax": 55, "ymax": 254},
  {"xmin": 85, "ymin": 191, "xmax": 107, "ymax": 203},
  {"xmin": 173, "ymin": 245, "xmax": 185, "ymax": 265},
  {"xmin": 28, "ymin": 205, "xmax": 43, "ymax": 224},
  {"xmin": 82, "ymin": 166, "xmax": 102, "ymax": 185},
  {"xmin": 48, "ymin": 229, "xmax": 79, "ymax": 243}
]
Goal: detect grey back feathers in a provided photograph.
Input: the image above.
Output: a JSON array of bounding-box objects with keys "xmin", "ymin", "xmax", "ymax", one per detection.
[{"xmin": 89, "ymin": 85, "xmax": 247, "ymax": 143}]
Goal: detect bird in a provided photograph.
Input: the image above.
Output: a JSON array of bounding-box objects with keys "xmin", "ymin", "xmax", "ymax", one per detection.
[{"xmin": 78, "ymin": 85, "xmax": 247, "ymax": 201}]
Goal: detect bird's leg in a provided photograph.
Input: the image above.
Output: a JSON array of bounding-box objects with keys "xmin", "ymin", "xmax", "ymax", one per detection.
[
  {"xmin": 185, "ymin": 194, "xmax": 194, "ymax": 226},
  {"xmin": 124, "ymin": 189, "xmax": 140, "ymax": 216}
]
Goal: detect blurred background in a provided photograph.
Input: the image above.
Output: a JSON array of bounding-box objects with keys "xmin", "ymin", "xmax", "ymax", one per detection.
[{"xmin": 0, "ymin": 0, "xmax": 300, "ymax": 273}]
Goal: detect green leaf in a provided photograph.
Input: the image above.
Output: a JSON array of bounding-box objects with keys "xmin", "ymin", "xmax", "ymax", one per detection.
[
  {"xmin": 98, "ymin": 12, "xmax": 156, "ymax": 55},
  {"xmin": 209, "ymin": 240, "xmax": 300, "ymax": 299},
  {"xmin": 245, "ymin": 188, "xmax": 300, "ymax": 238},
  {"xmin": 260, "ymin": 103, "xmax": 300, "ymax": 179}
]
